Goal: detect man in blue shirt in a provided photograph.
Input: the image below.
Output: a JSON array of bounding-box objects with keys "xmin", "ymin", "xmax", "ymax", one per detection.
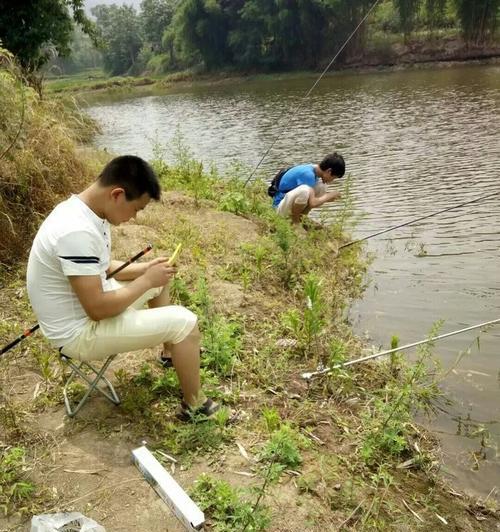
[{"xmin": 272, "ymin": 153, "xmax": 345, "ymax": 224}]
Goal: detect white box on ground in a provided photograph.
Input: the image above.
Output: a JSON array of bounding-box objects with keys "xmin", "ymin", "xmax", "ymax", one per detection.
[{"xmin": 132, "ymin": 445, "xmax": 205, "ymax": 531}]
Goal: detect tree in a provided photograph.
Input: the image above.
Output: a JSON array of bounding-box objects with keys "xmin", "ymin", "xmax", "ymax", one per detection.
[
  {"xmin": 170, "ymin": 0, "xmax": 232, "ymax": 69},
  {"xmin": 393, "ymin": 0, "xmax": 422, "ymax": 39},
  {"xmin": 322, "ymin": 0, "xmax": 375, "ymax": 60},
  {"xmin": 140, "ymin": 0, "xmax": 177, "ymax": 50},
  {"xmin": 0, "ymin": 0, "xmax": 97, "ymax": 70},
  {"xmin": 424, "ymin": 0, "xmax": 447, "ymax": 31},
  {"xmin": 46, "ymin": 27, "xmax": 103, "ymax": 75},
  {"xmin": 92, "ymin": 5, "xmax": 143, "ymax": 75},
  {"xmin": 454, "ymin": 0, "xmax": 500, "ymax": 43},
  {"xmin": 228, "ymin": 0, "xmax": 329, "ymax": 69}
]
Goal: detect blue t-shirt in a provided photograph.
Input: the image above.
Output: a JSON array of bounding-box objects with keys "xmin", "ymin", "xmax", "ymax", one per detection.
[{"xmin": 272, "ymin": 164, "xmax": 317, "ymax": 208}]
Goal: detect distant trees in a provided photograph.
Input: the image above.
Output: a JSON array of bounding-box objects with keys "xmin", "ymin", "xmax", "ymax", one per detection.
[
  {"xmin": 454, "ymin": 0, "xmax": 500, "ymax": 43},
  {"xmin": 163, "ymin": 0, "xmax": 499, "ymax": 71},
  {"xmin": 393, "ymin": 0, "xmax": 500, "ymax": 42},
  {"xmin": 49, "ymin": 27, "xmax": 103, "ymax": 75},
  {"xmin": 140, "ymin": 0, "xmax": 176, "ymax": 51},
  {"xmin": 164, "ymin": 0, "xmax": 375, "ymax": 70},
  {"xmin": 1, "ymin": 0, "xmax": 498, "ymax": 75},
  {"xmin": 393, "ymin": 0, "xmax": 422, "ymax": 38},
  {"xmin": 91, "ymin": 5, "xmax": 143, "ymax": 76},
  {"xmin": 0, "ymin": 0, "xmax": 96, "ymax": 70}
]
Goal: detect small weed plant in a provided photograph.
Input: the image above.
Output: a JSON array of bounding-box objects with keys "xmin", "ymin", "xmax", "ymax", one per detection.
[
  {"xmin": 0, "ymin": 447, "xmax": 36, "ymax": 516},
  {"xmin": 202, "ymin": 315, "xmax": 242, "ymax": 377},
  {"xmin": 190, "ymin": 474, "xmax": 270, "ymax": 532},
  {"xmin": 281, "ymin": 273, "xmax": 326, "ymax": 358},
  {"xmin": 259, "ymin": 410, "xmax": 309, "ymax": 481}
]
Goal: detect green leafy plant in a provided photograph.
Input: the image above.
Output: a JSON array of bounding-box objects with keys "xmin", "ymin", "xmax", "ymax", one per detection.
[
  {"xmin": 190, "ymin": 474, "xmax": 270, "ymax": 532},
  {"xmin": 202, "ymin": 316, "xmax": 242, "ymax": 377},
  {"xmin": 329, "ymin": 337, "xmax": 347, "ymax": 367},
  {"xmin": 259, "ymin": 424, "xmax": 309, "ymax": 481},
  {"xmin": 280, "ymin": 274, "xmax": 326, "ymax": 357},
  {"xmin": 360, "ymin": 323, "xmax": 444, "ymax": 466},
  {"xmin": 220, "ymin": 191, "xmax": 251, "ymax": 215},
  {"xmin": 302, "ymin": 273, "xmax": 325, "ymax": 357},
  {"xmin": 170, "ymin": 277, "xmax": 192, "ymax": 306},
  {"xmin": 0, "ymin": 447, "xmax": 36, "ymax": 515}
]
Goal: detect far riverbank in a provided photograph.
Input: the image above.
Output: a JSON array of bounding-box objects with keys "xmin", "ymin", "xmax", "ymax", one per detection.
[{"xmin": 45, "ymin": 35, "xmax": 500, "ymax": 97}]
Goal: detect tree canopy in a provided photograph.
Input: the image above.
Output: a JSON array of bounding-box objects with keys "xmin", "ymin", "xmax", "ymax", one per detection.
[
  {"xmin": 0, "ymin": 0, "xmax": 97, "ymax": 70},
  {"xmin": 1, "ymin": 0, "xmax": 498, "ymax": 74},
  {"xmin": 91, "ymin": 4, "xmax": 143, "ymax": 76}
]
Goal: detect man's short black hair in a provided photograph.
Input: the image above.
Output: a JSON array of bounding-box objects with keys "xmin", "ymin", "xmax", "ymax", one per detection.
[
  {"xmin": 319, "ymin": 153, "xmax": 345, "ymax": 178},
  {"xmin": 98, "ymin": 155, "xmax": 161, "ymax": 201}
]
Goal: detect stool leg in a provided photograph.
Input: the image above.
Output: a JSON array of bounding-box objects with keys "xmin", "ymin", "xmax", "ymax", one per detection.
[{"xmin": 62, "ymin": 355, "xmax": 120, "ymax": 417}]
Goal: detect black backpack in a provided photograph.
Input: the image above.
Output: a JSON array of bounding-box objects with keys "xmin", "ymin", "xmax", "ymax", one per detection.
[{"xmin": 267, "ymin": 166, "xmax": 293, "ymax": 198}]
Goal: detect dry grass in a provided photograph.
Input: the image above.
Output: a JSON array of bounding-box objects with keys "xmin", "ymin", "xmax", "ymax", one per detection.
[{"xmin": 0, "ymin": 48, "xmax": 100, "ymax": 275}]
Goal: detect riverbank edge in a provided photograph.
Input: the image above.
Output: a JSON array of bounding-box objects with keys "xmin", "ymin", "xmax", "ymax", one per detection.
[{"xmin": 45, "ymin": 42, "xmax": 500, "ymax": 98}]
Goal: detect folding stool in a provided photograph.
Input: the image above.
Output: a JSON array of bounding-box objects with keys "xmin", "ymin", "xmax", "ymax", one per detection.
[{"xmin": 60, "ymin": 353, "xmax": 120, "ymax": 417}]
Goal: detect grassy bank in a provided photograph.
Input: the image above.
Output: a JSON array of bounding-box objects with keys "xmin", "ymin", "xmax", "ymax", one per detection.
[{"xmin": 1, "ymin": 54, "xmax": 499, "ymax": 531}]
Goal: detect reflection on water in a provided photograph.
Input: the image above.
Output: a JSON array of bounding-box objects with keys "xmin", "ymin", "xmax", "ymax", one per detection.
[{"xmin": 86, "ymin": 64, "xmax": 500, "ymax": 499}]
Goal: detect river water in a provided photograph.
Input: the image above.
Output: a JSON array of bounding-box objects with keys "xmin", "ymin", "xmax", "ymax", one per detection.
[{"xmin": 85, "ymin": 64, "xmax": 500, "ymax": 500}]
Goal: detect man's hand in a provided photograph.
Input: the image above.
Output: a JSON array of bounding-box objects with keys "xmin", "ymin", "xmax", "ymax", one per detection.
[
  {"xmin": 146, "ymin": 257, "xmax": 170, "ymax": 269},
  {"xmin": 326, "ymin": 191, "xmax": 342, "ymax": 202},
  {"xmin": 143, "ymin": 261, "xmax": 177, "ymax": 288}
]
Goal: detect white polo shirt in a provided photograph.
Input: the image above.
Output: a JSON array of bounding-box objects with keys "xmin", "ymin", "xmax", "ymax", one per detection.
[{"xmin": 27, "ymin": 195, "xmax": 112, "ymax": 347}]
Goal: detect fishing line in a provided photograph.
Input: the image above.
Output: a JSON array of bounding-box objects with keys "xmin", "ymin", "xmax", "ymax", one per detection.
[
  {"xmin": 0, "ymin": 244, "xmax": 153, "ymax": 357},
  {"xmin": 339, "ymin": 189, "xmax": 500, "ymax": 250},
  {"xmin": 301, "ymin": 317, "xmax": 500, "ymax": 380},
  {"xmin": 243, "ymin": 0, "xmax": 382, "ymax": 187}
]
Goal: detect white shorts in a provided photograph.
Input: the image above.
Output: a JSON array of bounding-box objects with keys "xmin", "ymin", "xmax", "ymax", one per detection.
[
  {"xmin": 276, "ymin": 182, "xmax": 326, "ymax": 217},
  {"xmin": 60, "ymin": 280, "xmax": 197, "ymax": 361}
]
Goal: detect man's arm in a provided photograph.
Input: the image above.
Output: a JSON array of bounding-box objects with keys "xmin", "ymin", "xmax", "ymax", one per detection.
[
  {"xmin": 69, "ymin": 263, "xmax": 175, "ymax": 321},
  {"xmin": 308, "ymin": 190, "xmax": 342, "ymax": 209},
  {"xmin": 107, "ymin": 257, "xmax": 169, "ymax": 281},
  {"xmin": 107, "ymin": 260, "xmax": 146, "ymax": 280}
]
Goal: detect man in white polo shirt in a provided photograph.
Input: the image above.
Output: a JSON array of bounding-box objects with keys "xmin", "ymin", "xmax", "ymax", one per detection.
[{"xmin": 27, "ymin": 155, "xmax": 218, "ymax": 421}]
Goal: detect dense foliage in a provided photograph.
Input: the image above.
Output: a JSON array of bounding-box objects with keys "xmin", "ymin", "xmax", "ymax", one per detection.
[
  {"xmin": 111, "ymin": 0, "xmax": 500, "ymax": 74},
  {"xmin": 0, "ymin": 0, "xmax": 96, "ymax": 70},
  {"xmin": 1, "ymin": 0, "xmax": 499, "ymax": 75},
  {"xmin": 91, "ymin": 4, "xmax": 144, "ymax": 75}
]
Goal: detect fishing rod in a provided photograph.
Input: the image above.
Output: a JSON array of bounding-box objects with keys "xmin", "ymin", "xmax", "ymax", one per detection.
[
  {"xmin": 243, "ymin": 0, "xmax": 382, "ymax": 187},
  {"xmin": 301, "ymin": 317, "xmax": 500, "ymax": 380},
  {"xmin": 0, "ymin": 244, "xmax": 153, "ymax": 357},
  {"xmin": 340, "ymin": 189, "xmax": 500, "ymax": 250}
]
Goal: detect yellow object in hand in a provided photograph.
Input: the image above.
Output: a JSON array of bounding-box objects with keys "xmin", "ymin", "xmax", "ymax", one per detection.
[{"xmin": 167, "ymin": 243, "xmax": 182, "ymax": 266}]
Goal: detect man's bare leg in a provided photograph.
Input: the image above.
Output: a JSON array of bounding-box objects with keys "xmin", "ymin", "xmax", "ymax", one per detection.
[
  {"xmin": 148, "ymin": 284, "xmax": 172, "ymax": 360},
  {"xmin": 170, "ymin": 324, "xmax": 207, "ymax": 408},
  {"xmin": 291, "ymin": 201, "xmax": 308, "ymax": 224},
  {"xmin": 149, "ymin": 284, "xmax": 210, "ymax": 409}
]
